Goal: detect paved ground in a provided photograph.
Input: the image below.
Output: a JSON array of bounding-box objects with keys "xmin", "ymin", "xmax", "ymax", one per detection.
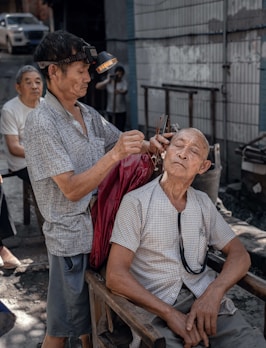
[{"xmin": 0, "ymin": 146, "xmax": 265, "ymax": 347}]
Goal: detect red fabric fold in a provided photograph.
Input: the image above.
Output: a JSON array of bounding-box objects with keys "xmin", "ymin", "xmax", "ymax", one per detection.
[{"xmin": 90, "ymin": 153, "xmax": 154, "ymax": 270}]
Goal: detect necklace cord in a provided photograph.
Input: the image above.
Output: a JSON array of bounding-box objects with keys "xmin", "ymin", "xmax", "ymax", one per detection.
[{"xmin": 178, "ymin": 212, "xmax": 208, "ymax": 275}]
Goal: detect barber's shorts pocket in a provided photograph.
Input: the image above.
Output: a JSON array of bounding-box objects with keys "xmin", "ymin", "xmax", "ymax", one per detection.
[
  {"xmin": 64, "ymin": 256, "xmax": 74, "ymax": 271},
  {"xmin": 63, "ymin": 254, "xmax": 85, "ymax": 273}
]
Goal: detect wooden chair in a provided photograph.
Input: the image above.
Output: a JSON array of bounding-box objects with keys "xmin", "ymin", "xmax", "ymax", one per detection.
[
  {"xmin": 0, "ymin": 168, "xmax": 43, "ymax": 232},
  {"xmin": 85, "ymin": 252, "xmax": 266, "ymax": 348},
  {"xmin": 85, "ymin": 140, "xmax": 265, "ymax": 346}
]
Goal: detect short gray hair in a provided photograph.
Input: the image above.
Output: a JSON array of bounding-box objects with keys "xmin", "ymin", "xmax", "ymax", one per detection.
[{"xmin": 15, "ymin": 65, "xmax": 41, "ymax": 84}]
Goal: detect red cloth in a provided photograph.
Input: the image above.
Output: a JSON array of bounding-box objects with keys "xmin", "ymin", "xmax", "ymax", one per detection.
[{"xmin": 90, "ymin": 153, "xmax": 154, "ymax": 270}]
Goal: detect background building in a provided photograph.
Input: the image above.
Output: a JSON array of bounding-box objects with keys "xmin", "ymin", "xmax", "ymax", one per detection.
[
  {"xmin": 104, "ymin": 0, "xmax": 266, "ymax": 185},
  {"xmin": 2, "ymin": 0, "xmax": 266, "ymax": 187}
]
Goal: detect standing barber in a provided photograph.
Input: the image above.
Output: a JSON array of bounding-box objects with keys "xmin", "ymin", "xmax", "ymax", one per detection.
[{"xmin": 24, "ymin": 30, "xmax": 168, "ymax": 348}]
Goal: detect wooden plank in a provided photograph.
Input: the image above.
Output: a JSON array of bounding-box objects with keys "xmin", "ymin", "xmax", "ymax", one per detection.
[
  {"xmin": 85, "ymin": 270, "xmax": 166, "ymax": 348},
  {"xmin": 207, "ymin": 252, "xmax": 266, "ymax": 339},
  {"xmin": 207, "ymin": 252, "xmax": 266, "ymax": 302},
  {"xmin": 86, "ymin": 253, "xmax": 266, "ymax": 346}
]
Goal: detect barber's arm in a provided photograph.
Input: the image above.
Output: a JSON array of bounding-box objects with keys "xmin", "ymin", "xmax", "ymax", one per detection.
[
  {"xmin": 52, "ymin": 130, "xmax": 146, "ymax": 201},
  {"xmin": 106, "ymin": 243, "xmax": 205, "ymax": 348},
  {"xmin": 53, "ymin": 131, "xmax": 172, "ymax": 201},
  {"xmin": 186, "ymin": 236, "xmax": 250, "ymax": 338}
]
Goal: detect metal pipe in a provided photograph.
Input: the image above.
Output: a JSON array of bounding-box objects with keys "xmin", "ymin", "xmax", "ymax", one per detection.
[
  {"xmin": 127, "ymin": 0, "xmax": 139, "ymax": 129},
  {"xmin": 144, "ymin": 87, "xmax": 149, "ymax": 138},
  {"xmin": 188, "ymin": 92, "xmax": 194, "ymax": 127},
  {"xmin": 210, "ymin": 90, "xmax": 216, "ymax": 144},
  {"xmin": 222, "ymin": 0, "xmax": 229, "ymax": 182},
  {"xmin": 165, "ymin": 89, "xmax": 169, "ymax": 119}
]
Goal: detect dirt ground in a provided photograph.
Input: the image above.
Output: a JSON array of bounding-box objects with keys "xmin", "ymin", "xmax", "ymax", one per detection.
[
  {"xmin": 219, "ymin": 183, "xmax": 266, "ymax": 232},
  {"xmin": 0, "ymin": 219, "xmax": 265, "ymax": 348},
  {"xmin": 0, "ymin": 241, "xmax": 265, "ymax": 347}
]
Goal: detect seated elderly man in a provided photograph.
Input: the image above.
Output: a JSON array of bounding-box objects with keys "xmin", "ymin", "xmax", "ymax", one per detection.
[{"xmin": 106, "ymin": 128, "xmax": 266, "ymax": 348}]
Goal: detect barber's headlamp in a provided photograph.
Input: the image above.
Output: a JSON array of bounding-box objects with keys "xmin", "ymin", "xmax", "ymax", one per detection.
[{"xmin": 37, "ymin": 40, "xmax": 118, "ymax": 74}]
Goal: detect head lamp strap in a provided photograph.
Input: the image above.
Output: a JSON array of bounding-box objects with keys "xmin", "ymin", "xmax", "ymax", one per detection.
[
  {"xmin": 37, "ymin": 50, "xmax": 96, "ymax": 69},
  {"xmin": 56, "ymin": 52, "xmax": 88, "ymax": 64}
]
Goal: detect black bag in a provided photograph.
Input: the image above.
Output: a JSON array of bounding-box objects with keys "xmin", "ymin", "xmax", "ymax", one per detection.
[{"xmin": 0, "ymin": 184, "xmax": 17, "ymax": 240}]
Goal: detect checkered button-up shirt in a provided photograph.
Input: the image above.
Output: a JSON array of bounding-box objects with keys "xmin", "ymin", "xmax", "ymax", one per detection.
[
  {"xmin": 24, "ymin": 90, "xmax": 121, "ymax": 256},
  {"xmin": 110, "ymin": 176, "xmax": 236, "ymax": 304}
]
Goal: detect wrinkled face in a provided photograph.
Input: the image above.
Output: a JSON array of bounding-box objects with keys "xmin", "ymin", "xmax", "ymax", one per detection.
[
  {"xmin": 163, "ymin": 129, "xmax": 211, "ymax": 180},
  {"xmin": 16, "ymin": 71, "xmax": 43, "ymax": 103},
  {"xmin": 55, "ymin": 61, "xmax": 91, "ymax": 100}
]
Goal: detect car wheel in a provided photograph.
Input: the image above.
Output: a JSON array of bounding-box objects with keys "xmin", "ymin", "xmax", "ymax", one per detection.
[{"xmin": 7, "ymin": 38, "xmax": 14, "ymax": 54}]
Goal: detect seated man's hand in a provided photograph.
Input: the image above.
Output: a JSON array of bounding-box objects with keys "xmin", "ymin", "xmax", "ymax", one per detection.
[
  {"xmin": 165, "ymin": 308, "xmax": 206, "ymax": 348},
  {"xmin": 186, "ymin": 289, "xmax": 222, "ymax": 345}
]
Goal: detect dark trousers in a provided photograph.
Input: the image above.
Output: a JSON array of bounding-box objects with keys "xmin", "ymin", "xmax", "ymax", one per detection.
[
  {"xmin": 12, "ymin": 167, "xmax": 31, "ymax": 185},
  {"xmin": 0, "ymin": 185, "xmax": 16, "ymax": 241}
]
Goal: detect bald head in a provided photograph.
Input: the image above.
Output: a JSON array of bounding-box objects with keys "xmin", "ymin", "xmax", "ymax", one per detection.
[{"xmin": 171, "ymin": 128, "xmax": 210, "ymax": 160}]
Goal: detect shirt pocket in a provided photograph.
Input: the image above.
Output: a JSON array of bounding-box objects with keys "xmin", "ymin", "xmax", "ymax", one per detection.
[{"xmin": 197, "ymin": 227, "xmax": 209, "ymax": 266}]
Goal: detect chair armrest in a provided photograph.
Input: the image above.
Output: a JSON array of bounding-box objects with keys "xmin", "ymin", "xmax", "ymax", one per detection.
[
  {"xmin": 85, "ymin": 269, "xmax": 166, "ymax": 348},
  {"xmin": 207, "ymin": 252, "xmax": 266, "ymax": 339},
  {"xmin": 207, "ymin": 252, "xmax": 266, "ymax": 302}
]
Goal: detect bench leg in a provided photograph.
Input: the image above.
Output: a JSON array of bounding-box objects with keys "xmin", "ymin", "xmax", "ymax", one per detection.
[
  {"xmin": 89, "ymin": 283, "xmax": 101, "ymax": 348},
  {"xmin": 23, "ymin": 181, "xmax": 31, "ymax": 225},
  {"xmin": 264, "ymin": 302, "xmax": 266, "ymax": 340}
]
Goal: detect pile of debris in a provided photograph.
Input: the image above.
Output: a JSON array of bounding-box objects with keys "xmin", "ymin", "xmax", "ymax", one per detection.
[
  {"xmin": 219, "ymin": 183, "xmax": 266, "ymax": 232},
  {"xmin": 234, "ymin": 134, "xmax": 266, "ymax": 206}
]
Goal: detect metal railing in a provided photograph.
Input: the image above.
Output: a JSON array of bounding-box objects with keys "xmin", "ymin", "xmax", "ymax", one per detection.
[
  {"xmin": 162, "ymin": 83, "xmax": 219, "ymax": 144},
  {"xmin": 141, "ymin": 85, "xmax": 198, "ymax": 138}
]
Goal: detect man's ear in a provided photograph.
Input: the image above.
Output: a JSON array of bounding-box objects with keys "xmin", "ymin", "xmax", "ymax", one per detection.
[
  {"xmin": 15, "ymin": 83, "xmax": 21, "ymax": 95},
  {"xmin": 198, "ymin": 159, "xmax": 212, "ymax": 175},
  {"xmin": 48, "ymin": 64, "xmax": 58, "ymax": 78}
]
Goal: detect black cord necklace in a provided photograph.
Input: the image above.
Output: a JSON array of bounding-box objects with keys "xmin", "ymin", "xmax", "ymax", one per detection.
[{"xmin": 178, "ymin": 212, "xmax": 209, "ymax": 275}]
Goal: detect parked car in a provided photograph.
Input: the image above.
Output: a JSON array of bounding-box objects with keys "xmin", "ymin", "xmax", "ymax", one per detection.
[{"xmin": 0, "ymin": 12, "xmax": 49, "ymax": 54}]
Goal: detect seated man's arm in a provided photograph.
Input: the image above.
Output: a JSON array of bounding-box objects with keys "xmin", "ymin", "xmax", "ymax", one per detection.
[
  {"xmin": 186, "ymin": 236, "xmax": 250, "ymax": 337},
  {"xmin": 106, "ymin": 243, "xmax": 206, "ymax": 348}
]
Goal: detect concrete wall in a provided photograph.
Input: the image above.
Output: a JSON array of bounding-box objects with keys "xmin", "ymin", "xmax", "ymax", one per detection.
[
  {"xmin": 105, "ymin": 0, "xmax": 266, "ymax": 183},
  {"xmin": 133, "ymin": 0, "xmax": 266, "ymax": 183}
]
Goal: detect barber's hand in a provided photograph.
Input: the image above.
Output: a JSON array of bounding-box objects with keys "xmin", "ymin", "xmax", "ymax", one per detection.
[
  {"xmin": 186, "ymin": 290, "xmax": 222, "ymax": 347},
  {"xmin": 110, "ymin": 130, "xmax": 145, "ymax": 161},
  {"xmin": 149, "ymin": 132, "xmax": 173, "ymax": 154},
  {"xmin": 165, "ymin": 309, "xmax": 203, "ymax": 348}
]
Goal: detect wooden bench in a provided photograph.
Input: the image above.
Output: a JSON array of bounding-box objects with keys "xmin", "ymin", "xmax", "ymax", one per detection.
[
  {"xmin": 0, "ymin": 168, "xmax": 43, "ymax": 232},
  {"xmin": 85, "ymin": 252, "xmax": 266, "ymax": 348}
]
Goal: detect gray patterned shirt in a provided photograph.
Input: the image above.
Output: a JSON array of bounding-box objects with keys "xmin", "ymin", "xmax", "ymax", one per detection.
[{"xmin": 24, "ymin": 90, "xmax": 121, "ymax": 256}]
